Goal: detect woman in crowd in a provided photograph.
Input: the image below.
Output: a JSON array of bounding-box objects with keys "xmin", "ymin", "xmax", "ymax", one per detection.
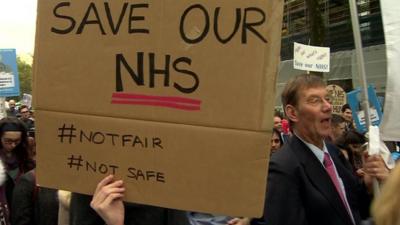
[
  {"xmin": 270, "ymin": 128, "xmax": 283, "ymax": 154},
  {"xmin": 0, "ymin": 117, "xmax": 35, "ymax": 224}
]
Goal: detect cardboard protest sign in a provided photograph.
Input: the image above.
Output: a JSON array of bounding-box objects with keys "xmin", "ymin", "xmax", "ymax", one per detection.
[
  {"xmin": 0, "ymin": 49, "xmax": 20, "ymax": 97},
  {"xmin": 293, "ymin": 42, "xmax": 330, "ymax": 72},
  {"xmin": 326, "ymin": 84, "xmax": 346, "ymax": 114},
  {"xmin": 33, "ymin": 0, "xmax": 284, "ymax": 217},
  {"xmin": 347, "ymin": 85, "xmax": 383, "ymax": 133}
]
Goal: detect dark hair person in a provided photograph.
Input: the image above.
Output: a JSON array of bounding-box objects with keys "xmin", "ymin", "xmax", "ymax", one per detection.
[
  {"xmin": 335, "ymin": 130, "xmax": 367, "ymax": 172},
  {"xmin": 0, "ymin": 117, "xmax": 35, "ymax": 223},
  {"xmin": 271, "ymin": 128, "xmax": 283, "ymax": 154}
]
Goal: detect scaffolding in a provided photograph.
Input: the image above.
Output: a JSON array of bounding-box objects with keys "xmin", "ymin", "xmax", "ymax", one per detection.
[{"xmin": 281, "ymin": 0, "xmax": 385, "ymax": 60}]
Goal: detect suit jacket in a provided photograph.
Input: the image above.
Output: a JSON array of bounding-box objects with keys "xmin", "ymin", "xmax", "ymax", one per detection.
[{"xmin": 260, "ymin": 135, "xmax": 363, "ymax": 225}]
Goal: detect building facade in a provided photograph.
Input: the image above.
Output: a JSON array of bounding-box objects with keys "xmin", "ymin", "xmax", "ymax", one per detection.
[{"xmin": 277, "ymin": 0, "xmax": 386, "ymax": 105}]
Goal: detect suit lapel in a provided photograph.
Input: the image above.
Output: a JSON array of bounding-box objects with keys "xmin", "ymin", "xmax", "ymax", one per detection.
[{"xmin": 289, "ymin": 136, "xmax": 354, "ymax": 225}]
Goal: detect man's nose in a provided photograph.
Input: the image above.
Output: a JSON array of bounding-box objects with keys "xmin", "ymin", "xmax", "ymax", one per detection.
[
  {"xmin": 322, "ymin": 99, "xmax": 332, "ymax": 112},
  {"xmin": 10, "ymin": 142, "xmax": 18, "ymax": 147}
]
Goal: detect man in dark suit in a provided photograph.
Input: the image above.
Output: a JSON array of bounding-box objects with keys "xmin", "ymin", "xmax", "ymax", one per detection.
[{"xmin": 260, "ymin": 74, "xmax": 387, "ymax": 225}]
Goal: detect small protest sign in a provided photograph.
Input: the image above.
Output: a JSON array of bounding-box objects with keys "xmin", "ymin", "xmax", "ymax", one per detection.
[
  {"xmin": 0, "ymin": 49, "xmax": 20, "ymax": 97},
  {"xmin": 347, "ymin": 85, "xmax": 383, "ymax": 133},
  {"xmin": 326, "ymin": 84, "xmax": 347, "ymax": 113},
  {"xmin": 293, "ymin": 42, "xmax": 330, "ymax": 72}
]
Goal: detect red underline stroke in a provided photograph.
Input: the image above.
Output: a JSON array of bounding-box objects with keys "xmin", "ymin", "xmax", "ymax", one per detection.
[
  {"xmin": 112, "ymin": 92, "xmax": 201, "ymax": 105},
  {"xmin": 111, "ymin": 99, "xmax": 201, "ymax": 111}
]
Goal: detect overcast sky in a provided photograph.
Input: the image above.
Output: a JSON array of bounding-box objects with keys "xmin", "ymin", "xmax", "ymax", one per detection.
[{"xmin": 0, "ymin": 0, "xmax": 37, "ymax": 55}]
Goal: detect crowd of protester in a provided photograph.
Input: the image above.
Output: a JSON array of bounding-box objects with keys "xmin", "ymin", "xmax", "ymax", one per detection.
[{"xmin": 1, "ymin": 74, "xmax": 399, "ymax": 225}]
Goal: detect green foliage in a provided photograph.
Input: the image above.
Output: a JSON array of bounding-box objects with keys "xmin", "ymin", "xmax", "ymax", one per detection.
[{"xmin": 18, "ymin": 56, "xmax": 33, "ymax": 101}]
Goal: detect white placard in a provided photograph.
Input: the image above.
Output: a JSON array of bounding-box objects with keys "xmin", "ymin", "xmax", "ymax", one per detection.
[
  {"xmin": 0, "ymin": 72, "xmax": 14, "ymax": 88},
  {"xmin": 380, "ymin": 0, "xmax": 400, "ymax": 141},
  {"xmin": 293, "ymin": 42, "xmax": 330, "ymax": 72}
]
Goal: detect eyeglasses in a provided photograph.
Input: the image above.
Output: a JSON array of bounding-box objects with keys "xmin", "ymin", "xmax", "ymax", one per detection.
[
  {"xmin": 1, "ymin": 138, "xmax": 21, "ymax": 145},
  {"xmin": 307, "ymin": 96, "xmax": 332, "ymax": 106}
]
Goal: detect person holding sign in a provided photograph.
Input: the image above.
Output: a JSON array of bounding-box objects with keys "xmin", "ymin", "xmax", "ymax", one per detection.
[
  {"xmin": 90, "ymin": 175, "xmax": 125, "ymax": 225},
  {"xmin": 91, "ymin": 175, "xmax": 190, "ymax": 225},
  {"xmin": 91, "ymin": 177, "xmax": 233, "ymax": 225},
  {"xmin": 70, "ymin": 191, "xmax": 174, "ymax": 225},
  {"xmin": 75, "ymin": 176, "xmax": 189, "ymax": 225}
]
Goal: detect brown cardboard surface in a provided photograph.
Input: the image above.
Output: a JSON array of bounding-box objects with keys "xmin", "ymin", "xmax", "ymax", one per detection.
[
  {"xmin": 36, "ymin": 110, "xmax": 269, "ymax": 217},
  {"xmin": 34, "ymin": 0, "xmax": 283, "ymax": 131},
  {"xmin": 34, "ymin": 0, "xmax": 283, "ymax": 217}
]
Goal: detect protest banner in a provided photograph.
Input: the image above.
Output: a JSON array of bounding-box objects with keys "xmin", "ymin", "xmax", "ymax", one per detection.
[
  {"xmin": 326, "ymin": 84, "xmax": 346, "ymax": 114},
  {"xmin": 347, "ymin": 85, "xmax": 383, "ymax": 133},
  {"xmin": 380, "ymin": 0, "xmax": 400, "ymax": 141},
  {"xmin": 33, "ymin": 0, "xmax": 284, "ymax": 217},
  {"xmin": 0, "ymin": 49, "xmax": 20, "ymax": 97},
  {"xmin": 293, "ymin": 42, "xmax": 330, "ymax": 72}
]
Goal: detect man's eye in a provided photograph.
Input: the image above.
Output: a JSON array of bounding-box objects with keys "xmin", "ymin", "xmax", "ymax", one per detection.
[
  {"xmin": 308, "ymin": 98, "xmax": 321, "ymax": 104},
  {"xmin": 325, "ymin": 97, "xmax": 332, "ymax": 103}
]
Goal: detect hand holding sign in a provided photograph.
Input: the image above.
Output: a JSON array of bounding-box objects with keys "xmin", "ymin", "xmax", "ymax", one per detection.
[{"xmin": 90, "ymin": 175, "xmax": 125, "ymax": 225}]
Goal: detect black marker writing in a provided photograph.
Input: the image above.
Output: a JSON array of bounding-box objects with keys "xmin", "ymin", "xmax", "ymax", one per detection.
[
  {"xmin": 58, "ymin": 124, "xmax": 77, "ymax": 143},
  {"xmin": 67, "ymin": 155, "xmax": 83, "ymax": 170}
]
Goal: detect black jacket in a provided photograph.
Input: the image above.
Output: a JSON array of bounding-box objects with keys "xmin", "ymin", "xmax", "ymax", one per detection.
[
  {"xmin": 11, "ymin": 170, "xmax": 59, "ymax": 225},
  {"xmin": 259, "ymin": 135, "xmax": 365, "ymax": 225}
]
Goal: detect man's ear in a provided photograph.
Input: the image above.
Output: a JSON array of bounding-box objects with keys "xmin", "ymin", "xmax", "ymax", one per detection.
[{"xmin": 285, "ymin": 104, "xmax": 299, "ymax": 123}]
